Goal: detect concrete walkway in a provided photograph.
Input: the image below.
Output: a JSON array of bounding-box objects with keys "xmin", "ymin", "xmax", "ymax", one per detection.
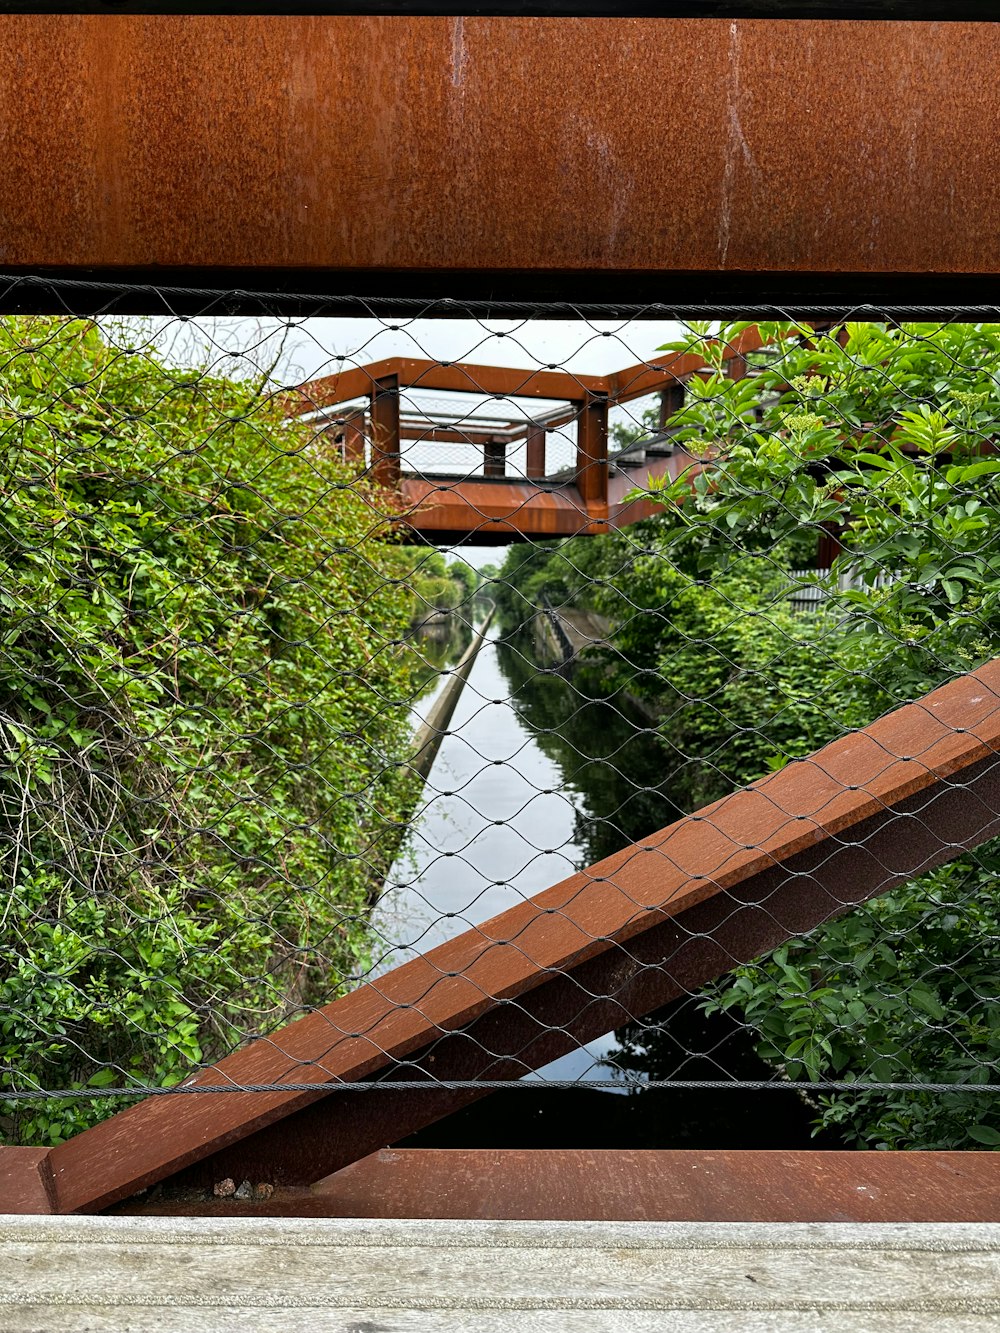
[{"xmin": 2, "ymin": 1216, "xmax": 999, "ymax": 1330}]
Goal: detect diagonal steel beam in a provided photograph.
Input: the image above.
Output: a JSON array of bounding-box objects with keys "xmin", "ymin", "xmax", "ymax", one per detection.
[{"xmin": 29, "ymin": 658, "xmax": 1000, "ymax": 1213}]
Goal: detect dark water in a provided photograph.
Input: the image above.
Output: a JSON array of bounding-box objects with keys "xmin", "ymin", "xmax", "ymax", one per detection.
[
  {"xmin": 379, "ymin": 628, "xmax": 841, "ymax": 1149},
  {"xmin": 405, "ymin": 612, "xmax": 475, "ymax": 703}
]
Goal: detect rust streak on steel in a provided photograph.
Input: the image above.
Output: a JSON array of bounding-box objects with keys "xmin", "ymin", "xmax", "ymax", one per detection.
[
  {"xmin": 34, "ymin": 660, "xmax": 1000, "ymax": 1213},
  {"xmin": 114, "ymin": 1149, "xmax": 1000, "ymax": 1224},
  {"xmin": 2, "ymin": 19, "xmax": 1000, "ymax": 287}
]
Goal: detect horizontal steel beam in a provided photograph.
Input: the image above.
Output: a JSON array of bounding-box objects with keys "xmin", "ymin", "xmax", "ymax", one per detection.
[
  {"xmin": 3, "ymin": 19, "xmax": 999, "ymax": 298},
  {"xmin": 30, "ymin": 657, "xmax": 1000, "ymax": 1213},
  {"xmin": 397, "ymin": 477, "xmax": 604, "ymax": 540},
  {"xmin": 115, "ymin": 1149, "xmax": 1000, "ymax": 1223},
  {"xmin": 0, "ymin": 5, "xmax": 992, "ymax": 21},
  {"xmin": 290, "ymin": 337, "xmax": 762, "ymax": 426}
]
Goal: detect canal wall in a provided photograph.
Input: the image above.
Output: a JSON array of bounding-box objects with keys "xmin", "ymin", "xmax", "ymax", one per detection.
[
  {"xmin": 410, "ymin": 601, "xmax": 496, "ymax": 782},
  {"xmin": 534, "ymin": 595, "xmax": 609, "ymax": 669}
]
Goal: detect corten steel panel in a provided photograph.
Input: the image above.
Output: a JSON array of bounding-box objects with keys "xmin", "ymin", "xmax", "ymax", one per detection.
[
  {"xmin": 0, "ymin": 1150, "xmax": 57, "ymax": 1214},
  {"xmin": 575, "ymin": 393, "xmax": 610, "ymax": 512},
  {"xmin": 1, "ymin": 17, "xmax": 999, "ymax": 282},
  {"xmin": 288, "ymin": 341, "xmax": 767, "ymax": 422},
  {"xmin": 32, "ymin": 659, "xmax": 1000, "ymax": 1213},
  {"xmin": 399, "ymin": 477, "xmax": 605, "ymax": 540},
  {"xmin": 113, "ymin": 1149, "xmax": 1000, "ymax": 1223},
  {"xmin": 369, "ymin": 372, "xmax": 401, "ymax": 489}
]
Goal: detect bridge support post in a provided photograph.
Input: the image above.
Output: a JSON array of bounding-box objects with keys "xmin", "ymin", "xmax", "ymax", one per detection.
[
  {"xmin": 341, "ymin": 409, "xmax": 367, "ymax": 467},
  {"xmin": 483, "ymin": 436, "xmax": 506, "ymax": 478},
  {"xmin": 577, "ymin": 392, "xmax": 609, "ymax": 515},
  {"xmin": 658, "ymin": 381, "xmax": 685, "ymax": 428},
  {"xmin": 369, "ymin": 374, "xmax": 400, "ymax": 489},
  {"xmin": 526, "ymin": 423, "xmax": 546, "ymax": 479}
]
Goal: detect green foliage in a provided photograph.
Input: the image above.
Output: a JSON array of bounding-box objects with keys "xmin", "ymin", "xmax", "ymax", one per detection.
[
  {"xmin": 396, "ymin": 547, "xmax": 479, "ymax": 619},
  {"xmin": 659, "ymin": 321, "xmax": 1000, "ymax": 655},
  {"xmin": 494, "ymin": 536, "xmax": 619, "ymax": 629},
  {"xmin": 500, "ymin": 322, "xmax": 1000, "ymax": 1147},
  {"xmin": 631, "ymin": 320, "xmax": 1000, "ymax": 1147},
  {"xmin": 702, "ymin": 854, "xmax": 1000, "ymax": 1148},
  {"xmin": 0, "ymin": 318, "xmax": 419, "ymax": 1144},
  {"xmin": 610, "ymin": 402, "xmax": 660, "ymax": 451}
]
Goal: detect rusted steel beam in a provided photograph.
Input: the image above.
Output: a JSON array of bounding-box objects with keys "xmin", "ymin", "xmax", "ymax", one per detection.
[
  {"xmin": 482, "ymin": 437, "xmax": 506, "ymax": 477},
  {"xmin": 291, "ymin": 342, "xmax": 766, "ymax": 421},
  {"xmin": 6, "ymin": 7, "xmax": 995, "ymax": 22},
  {"xmin": 397, "ymin": 476, "xmax": 603, "ymax": 541},
  {"xmin": 526, "ymin": 423, "xmax": 546, "ymax": 479},
  {"xmin": 2, "ymin": 18, "xmax": 997, "ymax": 295},
  {"xmin": 36, "ymin": 659, "xmax": 1000, "ymax": 1213},
  {"xmin": 400, "ymin": 424, "xmax": 518, "ymax": 447},
  {"xmin": 340, "ymin": 408, "xmax": 366, "ymax": 465},
  {"xmin": 576, "ymin": 392, "xmax": 609, "ymax": 513},
  {"xmin": 369, "ymin": 373, "xmax": 400, "ymax": 489},
  {"xmin": 116, "ymin": 1149, "xmax": 1000, "ymax": 1223},
  {"xmin": 288, "ymin": 358, "xmax": 597, "ymax": 417},
  {"xmin": 0, "ymin": 1149, "xmax": 57, "ymax": 1214}
]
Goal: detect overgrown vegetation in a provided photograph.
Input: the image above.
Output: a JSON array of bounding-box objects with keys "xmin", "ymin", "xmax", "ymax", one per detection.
[
  {"xmin": 395, "ymin": 547, "xmax": 479, "ymax": 621},
  {"xmin": 497, "ymin": 322, "xmax": 1000, "ymax": 1149},
  {"xmin": 0, "ymin": 318, "xmax": 419, "ymax": 1144}
]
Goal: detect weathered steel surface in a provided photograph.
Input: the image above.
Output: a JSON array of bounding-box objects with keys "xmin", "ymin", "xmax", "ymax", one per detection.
[
  {"xmin": 526, "ymin": 423, "xmax": 547, "ymax": 479},
  {"xmin": 34, "ymin": 658, "xmax": 1000, "ymax": 1212},
  {"xmin": 298, "ymin": 335, "xmax": 760, "ymax": 540},
  {"xmin": 289, "ymin": 360, "xmax": 601, "ymax": 417},
  {"xmin": 576, "ymin": 393, "xmax": 609, "ymax": 512},
  {"xmin": 4, "ymin": 5, "xmax": 996, "ymax": 20},
  {"xmin": 117, "ymin": 1149, "xmax": 1000, "ymax": 1222},
  {"xmin": 2, "ymin": 18, "xmax": 999, "ymax": 285},
  {"xmin": 292, "ymin": 337, "xmax": 781, "ymax": 421},
  {"xmin": 399, "ymin": 477, "xmax": 603, "ymax": 540},
  {"xmin": 369, "ymin": 372, "xmax": 400, "ymax": 488},
  {"xmin": 0, "ymin": 1149, "xmax": 56, "ymax": 1214}
]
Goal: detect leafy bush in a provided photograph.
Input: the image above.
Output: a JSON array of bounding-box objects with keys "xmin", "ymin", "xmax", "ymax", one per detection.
[
  {"xmin": 0, "ymin": 318, "xmax": 418, "ymax": 1143},
  {"xmin": 396, "ymin": 547, "xmax": 479, "ymax": 619},
  {"xmin": 497, "ymin": 321, "xmax": 1000, "ymax": 1147},
  {"xmin": 638, "ymin": 320, "xmax": 1000, "ymax": 1147}
]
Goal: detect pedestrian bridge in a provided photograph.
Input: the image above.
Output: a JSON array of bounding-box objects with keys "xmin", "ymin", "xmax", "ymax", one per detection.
[{"xmin": 285, "ymin": 331, "xmax": 762, "ymax": 543}]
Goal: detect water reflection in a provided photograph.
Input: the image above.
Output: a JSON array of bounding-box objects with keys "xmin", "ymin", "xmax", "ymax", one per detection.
[
  {"xmin": 497, "ymin": 637, "xmax": 681, "ymax": 866},
  {"xmin": 375, "ymin": 628, "xmax": 680, "ymax": 1083},
  {"xmin": 403, "ymin": 612, "xmax": 475, "ymax": 705},
  {"xmin": 375, "ymin": 630, "xmax": 583, "ymax": 966},
  {"xmin": 377, "ymin": 626, "xmax": 838, "ymax": 1145}
]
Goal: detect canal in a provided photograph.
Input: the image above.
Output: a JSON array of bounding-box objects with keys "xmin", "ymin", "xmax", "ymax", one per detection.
[{"xmin": 376, "ymin": 622, "xmax": 842, "ymax": 1150}]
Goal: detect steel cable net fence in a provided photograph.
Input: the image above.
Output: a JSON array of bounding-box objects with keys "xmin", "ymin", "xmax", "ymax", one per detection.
[{"xmin": 1, "ymin": 284, "xmax": 999, "ymax": 1157}]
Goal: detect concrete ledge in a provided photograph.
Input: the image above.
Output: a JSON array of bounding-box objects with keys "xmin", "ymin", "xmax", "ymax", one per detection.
[{"xmin": 2, "ymin": 1217, "xmax": 999, "ymax": 1330}]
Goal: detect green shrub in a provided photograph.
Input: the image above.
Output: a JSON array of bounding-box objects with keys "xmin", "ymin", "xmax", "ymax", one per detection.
[{"xmin": 0, "ymin": 318, "xmax": 418, "ymax": 1143}]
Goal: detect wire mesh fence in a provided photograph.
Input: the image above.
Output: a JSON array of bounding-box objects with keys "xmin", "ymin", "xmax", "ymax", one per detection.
[{"xmin": 1, "ymin": 285, "xmax": 999, "ymax": 1164}]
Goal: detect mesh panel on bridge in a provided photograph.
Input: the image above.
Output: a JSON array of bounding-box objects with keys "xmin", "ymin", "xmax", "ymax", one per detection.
[{"xmin": 0, "ymin": 283, "xmax": 998, "ymax": 1185}]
